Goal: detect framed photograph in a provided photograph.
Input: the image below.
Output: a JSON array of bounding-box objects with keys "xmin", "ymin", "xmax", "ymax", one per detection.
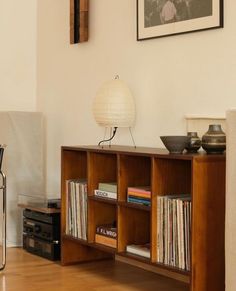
[{"xmin": 137, "ymin": 0, "xmax": 223, "ymax": 40}]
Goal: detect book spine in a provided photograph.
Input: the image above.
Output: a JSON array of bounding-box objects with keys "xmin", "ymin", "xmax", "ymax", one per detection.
[
  {"xmin": 127, "ymin": 196, "xmax": 150, "ymax": 202},
  {"xmin": 76, "ymin": 182, "xmax": 81, "ymax": 239},
  {"xmin": 157, "ymin": 196, "xmax": 160, "ymax": 263},
  {"xmin": 127, "ymin": 191, "xmax": 151, "ymax": 199},
  {"xmin": 94, "ymin": 189, "xmax": 117, "ymax": 200},
  {"xmin": 127, "ymin": 197, "xmax": 151, "ymax": 206},
  {"xmin": 159, "ymin": 197, "xmax": 164, "ymax": 263},
  {"xmin": 98, "ymin": 183, "xmax": 117, "ymax": 193},
  {"xmin": 126, "ymin": 246, "xmax": 150, "ymax": 259},
  {"xmin": 127, "ymin": 187, "xmax": 151, "ymax": 195},
  {"xmin": 96, "ymin": 227, "xmax": 117, "ymax": 239},
  {"xmin": 128, "ymin": 187, "xmax": 151, "ymax": 194}
]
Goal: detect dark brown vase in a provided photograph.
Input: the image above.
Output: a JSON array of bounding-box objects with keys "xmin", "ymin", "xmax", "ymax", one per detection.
[
  {"xmin": 185, "ymin": 132, "xmax": 201, "ymax": 153},
  {"xmin": 202, "ymin": 124, "xmax": 226, "ymax": 154}
]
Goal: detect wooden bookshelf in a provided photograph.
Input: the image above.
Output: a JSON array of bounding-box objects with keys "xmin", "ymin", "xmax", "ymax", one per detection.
[{"xmin": 61, "ymin": 145, "xmax": 225, "ymax": 291}]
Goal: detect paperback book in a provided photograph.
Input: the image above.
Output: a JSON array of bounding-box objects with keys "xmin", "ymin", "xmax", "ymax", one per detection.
[
  {"xmin": 127, "ymin": 186, "xmax": 151, "ymax": 206},
  {"xmin": 94, "ymin": 189, "xmax": 117, "ymax": 200},
  {"xmin": 126, "ymin": 243, "xmax": 151, "ymax": 259},
  {"xmin": 96, "ymin": 223, "xmax": 117, "ymax": 239},
  {"xmin": 98, "ymin": 182, "xmax": 117, "ymax": 193}
]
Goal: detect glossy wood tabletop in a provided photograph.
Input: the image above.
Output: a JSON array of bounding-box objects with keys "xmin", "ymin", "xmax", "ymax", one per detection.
[{"xmin": 0, "ymin": 248, "xmax": 188, "ymax": 291}]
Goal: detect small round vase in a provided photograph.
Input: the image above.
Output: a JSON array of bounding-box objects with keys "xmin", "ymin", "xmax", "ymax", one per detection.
[
  {"xmin": 185, "ymin": 132, "xmax": 201, "ymax": 153},
  {"xmin": 202, "ymin": 124, "xmax": 226, "ymax": 154}
]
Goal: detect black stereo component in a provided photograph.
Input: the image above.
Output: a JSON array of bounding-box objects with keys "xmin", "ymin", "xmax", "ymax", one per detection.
[
  {"xmin": 23, "ymin": 209, "xmax": 60, "ymax": 225},
  {"xmin": 22, "ymin": 207, "xmax": 61, "ymax": 261},
  {"xmin": 23, "ymin": 218, "xmax": 60, "ymax": 241},
  {"xmin": 23, "ymin": 234, "xmax": 60, "ymax": 261},
  {"xmin": 47, "ymin": 198, "xmax": 61, "ymax": 209}
]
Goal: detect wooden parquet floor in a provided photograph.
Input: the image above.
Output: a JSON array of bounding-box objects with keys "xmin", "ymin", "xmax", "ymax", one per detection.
[{"xmin": 0, "ymin": 248, "xmax": 188, "ymax": 291}]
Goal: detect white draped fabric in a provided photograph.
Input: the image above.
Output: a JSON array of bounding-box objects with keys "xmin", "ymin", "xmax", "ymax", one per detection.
[
  {"xmin": 0, "ymin": 111, "xmax": 45, "ymax": 246},
  {"xmin": 226, "ymin": 109, "xmax": 236, "ymax": 291}
]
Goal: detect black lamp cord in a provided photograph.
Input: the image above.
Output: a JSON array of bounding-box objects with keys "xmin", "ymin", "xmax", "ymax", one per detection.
[{"xmin": 98, "ymin": 127, "xmax": 118, "ymax": 147}]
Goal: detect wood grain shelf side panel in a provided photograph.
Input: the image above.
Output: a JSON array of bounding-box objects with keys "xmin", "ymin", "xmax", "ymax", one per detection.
[
  {"xmin": 61, "ymin": 236, "xmax": 112, "ymax": 265},
  {"xmin": 191, "ymin": 157, "xmax": 225, "ymax": 291}
]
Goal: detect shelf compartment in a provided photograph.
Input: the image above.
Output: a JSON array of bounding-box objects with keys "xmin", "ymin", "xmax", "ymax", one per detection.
[
  {"xmin": 61, "ymin": 149, "xmax": 87, "ymax": 182},
  {"xmin": 151, "ymin": 157, "xmax": 192, "ymax": 263},
  {"xmin": 118, "ymin": 206, "xmax": 150, "ymax": 254},
  {"xmin": 61, "ymin": 149, "xmax": 88, "ymax": 237},
  {"xmin": 88, "ymin": 199, "xmax": 117, "ymax": 244},
  {"xmin": 88, "ymin": 152, "xmax": 117, "ymax": 197},
  {"xmin": 118, "ymin": 154, "xmax": 151, "ymax": 202},
  {"xmin": 152, "ymin": 158, "xmax": 191, "ymax": 196}
]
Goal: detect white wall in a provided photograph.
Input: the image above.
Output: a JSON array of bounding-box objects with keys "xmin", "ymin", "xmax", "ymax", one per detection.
[
  {"xmin": 0, "ymin": 0, "xmax": 37, "ymax": 111},
  {"xmin": 0, "ymin": 1, "xmax": 37, "ymax": 246},
  {"xmin": 37, "ymin": 0, "xmax": 236, "ymax": 195}
]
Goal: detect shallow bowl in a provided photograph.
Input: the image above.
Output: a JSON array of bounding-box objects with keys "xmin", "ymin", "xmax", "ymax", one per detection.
[{"xmin": 160, "ymin": 136, "xmax": 190, "ymax": 154}]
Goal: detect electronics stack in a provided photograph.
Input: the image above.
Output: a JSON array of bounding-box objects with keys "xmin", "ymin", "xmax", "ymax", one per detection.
[{"xmin": 23, "ymin": 199, "xmax": 61, "ymax": 261}]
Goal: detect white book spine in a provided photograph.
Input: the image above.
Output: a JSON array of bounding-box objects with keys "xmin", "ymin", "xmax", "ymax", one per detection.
[
  {"xmin": 94, "ymin": 189, "xmax": 117, "ymax": 200},
  {"xmin": 76, "ymin": 182, "xmax": 81, "ymax": 239},
  {"xmin": 157, "ymin": 196, "xmax": 161, "ymax": 263},
  {"xmin": 65, "ymin": 180, "xmax": 69, "ymax": 235},
  {"xmin": 179, "ymin": 199, "xmax": 185, "ymax": 270}
]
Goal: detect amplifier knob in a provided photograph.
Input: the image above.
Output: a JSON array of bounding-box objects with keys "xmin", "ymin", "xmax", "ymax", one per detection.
[{"xmin": 35, "ymin": 225, "xmax": 41, "ymax": 233}]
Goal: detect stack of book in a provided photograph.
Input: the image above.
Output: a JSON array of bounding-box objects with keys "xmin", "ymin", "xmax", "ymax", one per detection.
[
  {"xmin": 95, "ymin": 222, "xmax": 117, "ymax": 248},
  {"xmin": 126, "ymin": 243, "xmax": 150, "ymax": 259},
  {"xmin": 157, "ymin": 195, "xmax": 191, "ymax": 271},
  {"xmin": 66, "ymin": 179, "xmax": 87, "ymax": 240},
  {"xmin": 127, "ymin": 186, "xmax": 151, "ymax": 206},
  {"xmin": 94, "ymin": 182, "xmax": 117, "ymax": 200}
]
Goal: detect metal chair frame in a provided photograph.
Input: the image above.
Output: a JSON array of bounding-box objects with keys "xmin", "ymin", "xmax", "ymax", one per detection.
[{"xmin": 0, "ymin": 146, "xmax": 6, "ymax": 271}]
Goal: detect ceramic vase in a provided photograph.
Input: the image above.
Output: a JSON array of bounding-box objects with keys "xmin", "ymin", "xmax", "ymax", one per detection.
[
  {"xmin": 185, "ymin": 132, "xmax": 201, "ymax": 153},
  {"xmin": 202, "ymin": 124, "xmax": 226, "ymax": 154}
]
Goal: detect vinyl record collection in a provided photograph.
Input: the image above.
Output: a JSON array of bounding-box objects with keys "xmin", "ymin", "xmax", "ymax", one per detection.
[
  {"xmin": 66, "ymin": 179, "xmax": 87, "ymax": 240},
  {"xmin": 157, "ymin": 195, "xmax": 191, "ymax": 271}
]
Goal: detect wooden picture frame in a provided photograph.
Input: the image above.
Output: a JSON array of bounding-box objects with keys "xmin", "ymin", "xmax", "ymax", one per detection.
[
  {"xmin": 70, "ymin": 0, "xmax": 88, "ymax": 44},
  {"xmin": 137, "ymin": 0, "xmax": 223, "ymax": 41}
]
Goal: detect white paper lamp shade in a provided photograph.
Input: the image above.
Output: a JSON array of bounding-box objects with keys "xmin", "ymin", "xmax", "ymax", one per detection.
[{"xmin": 93, "ymin": 79, "xmax": 135, "ymax": 127}]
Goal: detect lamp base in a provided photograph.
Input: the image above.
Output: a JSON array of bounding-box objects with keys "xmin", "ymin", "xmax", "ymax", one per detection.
[
  {"xmin": 98, "ymin": 127, "xmax": 118, "ymax": 147},
  {"xmin": 98, "ymin": 127, "xmax": 136, "ymax": 148}
]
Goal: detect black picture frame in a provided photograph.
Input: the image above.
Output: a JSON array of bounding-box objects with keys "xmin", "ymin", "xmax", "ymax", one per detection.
[{"xmin": 137, "ymin": 0, "xmax": 223, "ymax": 41}]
